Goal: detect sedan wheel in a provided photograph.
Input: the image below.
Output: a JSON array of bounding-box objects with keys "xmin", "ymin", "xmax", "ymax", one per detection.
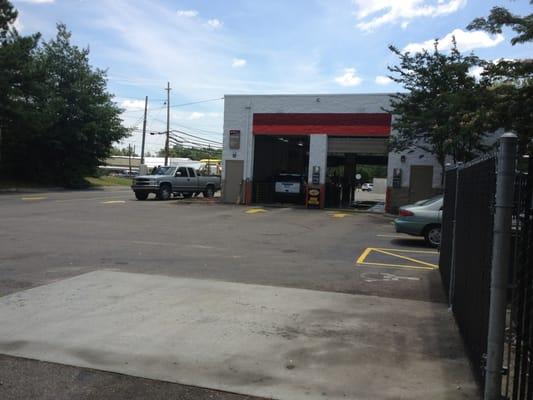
[{"xmin": 424, "ymin": 225, "xmax": 441, "ymax": 248}]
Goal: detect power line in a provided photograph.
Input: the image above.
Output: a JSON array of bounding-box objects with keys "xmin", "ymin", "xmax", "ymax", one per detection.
[
  {"xmin": 173, "ymin": 122, "xmax": 222, "ymax": 135},
  {"xmin": 149, "ymin": 97, "xmax": 224, "ymax": 111},
  {"xmin": 149, "ymin": 128, "xmax": 222, "ymax": 146},
  {"xmin": 172, "ymin": 130, "xmax": 222, "ymax": 145},
  {"xmin": 169, "ymin": 97, "xmax": 224, "ymax": 109}
]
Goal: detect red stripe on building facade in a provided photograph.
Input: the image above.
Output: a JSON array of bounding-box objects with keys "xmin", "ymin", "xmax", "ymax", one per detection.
[{"xmin": 253, "ymin": 113, "xmax": 391, "ymax": 137}]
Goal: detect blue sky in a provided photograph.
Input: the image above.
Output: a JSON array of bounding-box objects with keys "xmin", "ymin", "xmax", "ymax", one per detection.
[{"xmin": 11, "ymin": 0, "xmax": 533, "ymax": 153}]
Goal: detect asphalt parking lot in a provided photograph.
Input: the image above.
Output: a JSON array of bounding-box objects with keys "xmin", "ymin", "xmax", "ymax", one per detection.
[
  {"xmin": 0, "ymin": 187, "xmax": 442, "ymax": 302},
  {"xmin": 0, "ymin": 187, "xmax": 475, "ymax": 399}
]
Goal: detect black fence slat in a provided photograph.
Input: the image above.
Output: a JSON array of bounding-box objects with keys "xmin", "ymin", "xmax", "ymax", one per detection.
[
  {"xmin": 441, "ymin": 154, "xmax": 532, "ymax": 398},
  {"xmin": 439, "ymin": 157, "xmax": 497, "ymax": 387}
]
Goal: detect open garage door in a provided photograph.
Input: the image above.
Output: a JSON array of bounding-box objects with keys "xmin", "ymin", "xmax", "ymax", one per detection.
[
  {"xmin": 252, "ymin": 135, "xmax": 309, "ymax": 205},
  {"xmin": 326, "ymin": 137, "xmax": 389, "ymax": 208}
]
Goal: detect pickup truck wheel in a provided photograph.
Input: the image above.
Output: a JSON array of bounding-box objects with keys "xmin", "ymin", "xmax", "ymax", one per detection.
[
  {"xmin": 134, "ymin": 191, "xmax": 149, "ymax": 201},
  {"xmin": 157, "ymin": 184, "xmax": 172, "ymax": 201},
  {"xmin": 203, "ymin": 185, "xmax": 215, "ymax": 198}
]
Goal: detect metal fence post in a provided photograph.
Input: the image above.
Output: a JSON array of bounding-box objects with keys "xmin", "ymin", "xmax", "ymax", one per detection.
[
  {"xmin": 485, "ymin": 133, "xmax": 517, "ymax": 400},
  {"xmin": 449, "ymin": 164, "xmax": 462, "ymax": 310}
]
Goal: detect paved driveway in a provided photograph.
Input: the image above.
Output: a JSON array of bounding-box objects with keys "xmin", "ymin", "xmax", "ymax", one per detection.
[{"xmin": 0, "ymin": 188, "xmax": 477, "ymax": 399}]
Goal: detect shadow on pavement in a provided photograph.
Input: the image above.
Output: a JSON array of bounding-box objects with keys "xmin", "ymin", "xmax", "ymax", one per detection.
[{"xmin": 389, "ymin": 238, "xmax": 433, "ymax": 250}]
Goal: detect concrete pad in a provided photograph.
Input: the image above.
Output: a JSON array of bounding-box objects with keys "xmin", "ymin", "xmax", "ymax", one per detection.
[{"xmin": 0, "ymin": 271, "xmax": 478, "ymax": 400}]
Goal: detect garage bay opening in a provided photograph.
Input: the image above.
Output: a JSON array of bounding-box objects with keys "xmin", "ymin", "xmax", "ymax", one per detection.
[
  {"xmin": 326, "ymin": 137, "xmax": 388, "ymax": 209},
  {"xmin": 252, "ymin": 135, "xmax": 309, "ymax": 205}
]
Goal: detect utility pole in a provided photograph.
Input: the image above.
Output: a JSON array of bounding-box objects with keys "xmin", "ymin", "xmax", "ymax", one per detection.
[
  {"xmin": 207, "ymin": 144, "xmax": 211, "ymax": 175},
  {"xmin": 164, "ymin": 82, "xmax": 171, "ymax": 166},
  {"xmin": 128, "ymin": 144, "xmax": 132, "ymax": 175},
  {"xmin": 140, "ymin": 96, "xmax": 148, "ymax": 165}
]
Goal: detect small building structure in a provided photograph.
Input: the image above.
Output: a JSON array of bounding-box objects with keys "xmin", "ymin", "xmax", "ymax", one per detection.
[{"xmin": 221, "ymin": 94, "xmax": 443, "ymax": 212}]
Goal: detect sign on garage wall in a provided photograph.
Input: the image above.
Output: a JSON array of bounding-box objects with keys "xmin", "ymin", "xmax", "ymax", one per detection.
[{"xmin": 229, "ymin": 130, "xmax": 241, "ymax": 149}]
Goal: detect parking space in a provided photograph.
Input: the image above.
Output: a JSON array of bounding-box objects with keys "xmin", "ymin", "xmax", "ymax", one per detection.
[{"xmin": 0, "ymin": 188, "xmax": 473, "ymax": 400}]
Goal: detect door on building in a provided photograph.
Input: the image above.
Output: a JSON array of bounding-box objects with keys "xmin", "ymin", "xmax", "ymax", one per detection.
[
  {"xmin": 223, "ymin": 160, "xmax": 244, "ymax": 204},
  {"xmin": 408, "ymin": 165, "xmax": 434, "ymax": 203}
]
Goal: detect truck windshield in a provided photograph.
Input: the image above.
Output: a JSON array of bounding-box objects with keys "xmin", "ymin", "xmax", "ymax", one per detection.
[{"xmin": 151, "ymin": 166, "xmax": 175, "ymax": 175}]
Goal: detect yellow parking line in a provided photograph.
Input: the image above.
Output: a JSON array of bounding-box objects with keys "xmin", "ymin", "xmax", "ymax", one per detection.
[
  {"xmin": 21, "ymin": 196, "xmax": 47, "ymax": 201},
  {"xmin": 358, "ymin": 261, "xmax": 436, "ymax": 271},
  {"xmin": 373, "ymin": 248, "xmax": 438, "ymax": 269},
  {"xmin": 332, "ymin": 212, "xmax": 350, "ymax": 218},
  {"xmin": 245, "ymin": 208, "xmax": 267, "ymax": 214},
  {"xmin": 374, "ymin": 247, "xmax": 439, "ymax": 255},
  {"xmin": 356, "ymin": 247, "xmax": 372, "ymax": 264}
]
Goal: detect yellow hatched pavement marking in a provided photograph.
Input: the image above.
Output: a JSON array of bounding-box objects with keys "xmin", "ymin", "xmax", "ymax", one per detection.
[
  {"xmin": 355, "ymin": 247, "xmax": 438, "ymax": 270},
  {"xmin": 21, "ymin": 196, "xmax": 47, "ymax": 201},
  {"xmin": 372, "ymin": 248, "xmax": 438, "ymax": 269},
  {"xmin": 245, "ymin": 208, "xmax": 267, "ymax": 214},
  {"xmin": 373, "ymin": 247, "xmax": 439, "ymax": 255},
  {"xmin": 357, "ymin": 261, "xmax": 437, "ymax": 271}
]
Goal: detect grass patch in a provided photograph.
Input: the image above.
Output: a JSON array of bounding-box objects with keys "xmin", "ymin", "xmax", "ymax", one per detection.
[{"xmin": 85, "ymin": 176, "xmax": 132, "ymax": 186}]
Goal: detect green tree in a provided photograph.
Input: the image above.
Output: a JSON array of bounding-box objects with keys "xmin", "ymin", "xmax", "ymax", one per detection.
[
  {"xmin": 386, "ymin": 40, "xmax": 490, "ymax": 182},
  {"xmin": 0, "ymin": 0, "xmax": 17, "ymax": 38},
  {"xmin": 32, "ymin": 24, "xmax": 129, "ymax": 184},
  {"xmin": 0, "ymin": 10, "xmax": 130, "ymax": 185},
  {"xmin": 0, "ymin": 1, "xmax": 43, "ymax": 178},
  {"xmin": 110, "ymin": 146, "xmax": 138, "ymax": 157},
  {"xmin": 159, "ymin": 145, "xmax": 222, "ymax": 160},
  {"xmin": 468, "ymin": 2, "xmax": 533, "ymax": 154}
]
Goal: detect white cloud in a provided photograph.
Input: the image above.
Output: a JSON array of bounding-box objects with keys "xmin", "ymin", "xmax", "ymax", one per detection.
[
  {"xmin": 232, "ymin": 58, "xmax": 247, "ymax": 68},
  {"xmin": 375, "ymin": 75, "xmax": 392, "ymax": 85},
  {"xmin": 176, "ymin": 10, "xmax": 198, "ymax": 18},
  {"xmin": 10, "ymin": 15, "xmax": 23, "ymax": 31},
  {"xmin": 206, "ymin": 19, "xmax": 223, "ymax": 29},
  {"xmin": 18, "ymin": 0, "xmax": 55, "ymax": 3},
  {"xmin": 353, "ymin": 0, "xmax": 466, "ymax": 31},
  {"xmin": 467, "ymin": 59, "xmax": 515, "ymax": 80},
  {"xmin": 334, "ymin": 68, "xmax": 362, "ymax": 86},
  {"xmin": 120, "ymin": 99, "xmax": 145, "ymax": 112},
  {"xmin": 189, "ymin": 112, "xmax": 205, "ymax": 120},
  {"xmin": 403, "ymin": 28, "xmax": 504, "ymax": 53},
  {"xmin": 468, "ymin": 66, "xmax": 484, "ymax": 80}
]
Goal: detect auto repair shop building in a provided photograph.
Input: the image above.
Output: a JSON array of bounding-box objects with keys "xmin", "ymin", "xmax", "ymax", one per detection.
[{"xmin": 221, "ymin": 94, "xmax": 443, "ymax": 212}]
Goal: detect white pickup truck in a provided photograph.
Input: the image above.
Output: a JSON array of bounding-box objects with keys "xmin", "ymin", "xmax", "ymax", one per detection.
[{"xmin": 131, "ymin": 166, "xmax": 221, "ymax": 200}]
